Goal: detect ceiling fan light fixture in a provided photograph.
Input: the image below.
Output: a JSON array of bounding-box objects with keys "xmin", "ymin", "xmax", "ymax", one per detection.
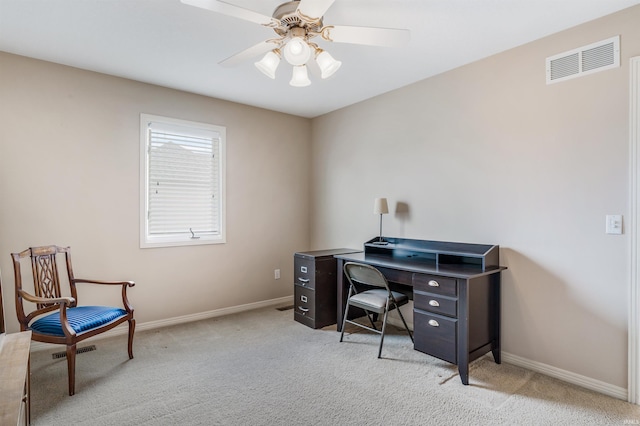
[
  {"xmin": 283, "ymin": 37, "xmax": 311, "ymax": 66},
  {"xmin": 254, "ymin": 50, "xmax": 281, "ymax": 79},
  {"xmin": 289, "ymin": 65, "xmax": 311, "ymax": 87},
  {"xmin": 315, "ymin": 49, "xmax": 342, "ymax": 79}
]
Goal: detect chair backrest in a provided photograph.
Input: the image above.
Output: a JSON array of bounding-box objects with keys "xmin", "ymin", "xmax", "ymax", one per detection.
[
  {"xmin": 11, "ymin": 245, "xmax": 77, "ymax": 327},
  {"xmin": 343, "ymin": 262, "xmax": 390, "ymax": 292}
]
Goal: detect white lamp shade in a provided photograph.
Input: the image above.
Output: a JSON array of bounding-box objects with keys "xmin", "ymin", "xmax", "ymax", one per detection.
[
  {"xmin": 289, "ymin": 65, "xmax": 311, "ymax": 87},
  {"xmin": 283, "ymin": 37, "xmax": 311, "ymax": 66},
  {"xmin": 374, "ymin": 198, "xmax": 389, "ymax": 215},
  {"xmin": 254, "ymin": 51, "xmax": 280, "ymax": 79},
  {"xmin": 316, "ymin": 50, "xmax": 342, "ymax": 79}
]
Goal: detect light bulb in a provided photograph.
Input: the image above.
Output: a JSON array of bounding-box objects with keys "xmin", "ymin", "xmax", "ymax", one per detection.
[
  {"xmin": 283, "ymin": 37, "xmax": 311, "ymax": 66},
  {"xmin": 315, "ymin": 50, "xmax": 342, "ymax": 79},
  {"xmin": 289, "ymin": 65, "xmax": 311, "ymax": 87},
  {"xmin": 254, "ymin": 50, "xmax": 280, "ymax": 79}
]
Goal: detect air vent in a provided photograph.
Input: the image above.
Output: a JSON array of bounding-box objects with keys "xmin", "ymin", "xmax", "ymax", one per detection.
[
  {"xmin": 52, "ymin": 345, "xmax": 96, "ymax": 359},
  {"xmin": 276, "ymin": 305, "xmax": 294, "ymax": 311},
  {"xmin": 546, "ymin": 36, "xmax": 619, "ymax": 84}
]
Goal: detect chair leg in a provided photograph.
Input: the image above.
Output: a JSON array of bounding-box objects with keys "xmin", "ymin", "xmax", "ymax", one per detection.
[
  {"xmin": 396, "ymin": 305, "xmax": 414, "ymax": 343},
  {"xmin": 340, "ymin": 303, "xmax": 351, "ymax": 342},
  {"xmin": 66, "ymin": 344, "xmax": 77, "ymax": 396},
  {"xmin": 378, "ymin": 308, "xmax": 390, "ymax": 359},
  {"xmin": 128, "ymin": 318, "xmax": 135, "ymax": 359},
  {"xmin": 365, "ymin": 311, "xmax": 378, "ymax": 330}
]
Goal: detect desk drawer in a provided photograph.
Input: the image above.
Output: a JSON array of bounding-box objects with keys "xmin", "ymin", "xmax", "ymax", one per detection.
[
  {"xmin": 413, "ymin": 274, "xmax": 457, "ymax": 297},
  {"xmin": 414, "ymin": 290, "xmax": 457, "ymax": 317},
  {"xmin": 414, "ymin": 310, "xmax": 457, "ymax": 364},
  {"xmin": 294, "ymin": 285, "xmax": 315, "ymax": 319},
  {"xmin": 294, "ymin": 256, "xmax": 316, "ymax": 289},
  {"xmin": 377, "ymin": 266, "xmax": 412, "ymax": 286}
]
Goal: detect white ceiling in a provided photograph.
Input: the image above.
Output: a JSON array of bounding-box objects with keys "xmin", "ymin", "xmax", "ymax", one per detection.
[{"xmin": 1, "ymin": 0, "xmax": 639, "ymax": 118}]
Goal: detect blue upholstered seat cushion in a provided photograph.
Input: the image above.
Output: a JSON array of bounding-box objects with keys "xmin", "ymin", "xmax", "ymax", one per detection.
[{"xmin": 31, "ymin": 306, "xmax": 127, "ymax": 337}]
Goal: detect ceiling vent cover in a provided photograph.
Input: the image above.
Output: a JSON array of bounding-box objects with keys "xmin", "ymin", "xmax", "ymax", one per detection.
[{"xmin": 546, "ymin": 36, "xmax": 619, "ymax": 84}]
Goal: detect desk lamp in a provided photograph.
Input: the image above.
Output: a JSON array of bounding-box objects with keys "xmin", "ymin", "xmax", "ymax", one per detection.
[{"xmin": 373, "ymin": 197, "xmax": 389, "ymax": 245}]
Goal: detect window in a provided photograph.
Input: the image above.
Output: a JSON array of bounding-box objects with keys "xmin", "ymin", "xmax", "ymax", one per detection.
[{"xmin": 140, "ymin": 114, "xmax": 226, "ymax": 248}]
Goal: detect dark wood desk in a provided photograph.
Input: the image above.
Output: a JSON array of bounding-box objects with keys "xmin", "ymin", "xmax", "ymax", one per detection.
[{"xmin": 335, "ymin": 238, "xmax": 505, "ymax": 385}]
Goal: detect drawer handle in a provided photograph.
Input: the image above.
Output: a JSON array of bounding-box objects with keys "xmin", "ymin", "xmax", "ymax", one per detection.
[
  {"xmin": 298, "ymin": 306, "xmax": 309, "ymax": 314},
  {"xmin": 301, "ymin": 295, "xmax": 308, "ymax": 303},
  {"xmin": 428, "ymin": 280, "xmax": 439, "ymax": 287},
  {"xmin": 298, "ymin": 277, "xmax": 310, "ymax": 284},
  {"xmin": 428, "ymin": 300, "xmax": 440, "ymax": 307},
  {"xmin": 428, "ymin": 319, "xmax": 439, "ymax": 327}
]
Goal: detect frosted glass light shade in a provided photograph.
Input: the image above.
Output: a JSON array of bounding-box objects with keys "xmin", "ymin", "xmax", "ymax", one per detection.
[
  {"xmin": 283, "ymin": 37, "xmax": 311, "ymax": 66},
  {"xmin": 289, "ymin": 65, "xmax": 311, "ymax": 87},
  {"xmin": 316, "ymin": 50, "xmax": 342, "ymax": 79},
  {"xmin": 254, "ymin": 51, "xmax": 280, "ymax": 79},
  {"xmin": 374, "ymin": 198, "xmax": 389, "ymax": 215}
]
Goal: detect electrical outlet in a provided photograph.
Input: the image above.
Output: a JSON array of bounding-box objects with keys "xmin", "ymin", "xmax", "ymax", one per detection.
[
  {"xmin": 606, "ymin": 215, "xmax": 623, "ymax": 235},
  {"xmin": 274, "ymin": 269, "xmax": 280, "ymax": 279}
]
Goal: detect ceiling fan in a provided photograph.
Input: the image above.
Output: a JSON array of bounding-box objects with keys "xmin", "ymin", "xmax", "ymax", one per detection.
[{"xmin": 181, "ymin": 0, "xmax": 410, "ymax": 87}]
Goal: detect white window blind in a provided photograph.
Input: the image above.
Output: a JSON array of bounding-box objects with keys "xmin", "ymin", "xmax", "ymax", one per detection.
[{"xmin": 140, "ymin": 114, "xmax": 226, "ymax": 248}]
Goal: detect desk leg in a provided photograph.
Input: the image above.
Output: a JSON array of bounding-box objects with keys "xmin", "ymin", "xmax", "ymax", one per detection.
[
  {"xmin": 336, "ymin": 258, "xmax": 346, "ymax": 332},
  {"xmin": 491, "ymin": 274, "xmax": 502, "ymax": 364},
  {"xmin": 458, "ymin": 364, "xmax": 469, "ymax": 385},
  {"xmin": 458, "ymin": 282, "xmax": 470, "ymax": 385},
  {"xmin": 26, "ymin": 354, "xmax": 31, "ymax": 426}
]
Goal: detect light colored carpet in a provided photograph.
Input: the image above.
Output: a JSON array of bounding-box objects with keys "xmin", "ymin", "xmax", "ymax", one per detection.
[{"xmin": 29, "ymin": 306, "xmax": 640, "ymax": 425}]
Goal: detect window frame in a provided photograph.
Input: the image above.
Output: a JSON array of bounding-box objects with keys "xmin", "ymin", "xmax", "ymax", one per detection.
[{"xmin": 139, "ymin": 113, "xmax": 226, "ymax": 248}]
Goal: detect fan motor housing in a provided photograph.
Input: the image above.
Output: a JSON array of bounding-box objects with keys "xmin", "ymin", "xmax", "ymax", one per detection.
[{"xmin": 272, "ymin": 0, "xmax": 323, "ymax": 37}]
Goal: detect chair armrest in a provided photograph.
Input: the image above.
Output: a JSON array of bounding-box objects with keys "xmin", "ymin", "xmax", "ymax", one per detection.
[
  {"xmin": 73, "ymin": 278, "xmax": 135, "ymax": 287},
  {"xmin": 20, "ymin": 290, "xmax": 77, "ymax": 336},
  {"xmin": 71, "ymin": 279, "xmax": 135, "ymax": 314},
  {"xmin": 19, "ymin": 289, "xmax": 75, "ymax": 306}
]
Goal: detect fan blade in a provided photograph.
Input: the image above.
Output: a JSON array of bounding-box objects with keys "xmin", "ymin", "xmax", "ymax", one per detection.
[
  {"xmin": 219, "ymin": 40, "xmax": 280, "ymax": 67},
  {"xmin": 181, "ymin": 0, "xmax": 277, "ymax": 27},
  {"xmin": 296, "ymin": 0, "xmax": 336, "ymax": 20},
  {"xmin": 322, "ymin": 25, "xmax": 410, "ymax": 48}
]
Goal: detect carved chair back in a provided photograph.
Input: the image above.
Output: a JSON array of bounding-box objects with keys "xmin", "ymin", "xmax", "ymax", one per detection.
[{"xmin": 11, "ymin": 245, "xmax": 78, "ymax": 330}]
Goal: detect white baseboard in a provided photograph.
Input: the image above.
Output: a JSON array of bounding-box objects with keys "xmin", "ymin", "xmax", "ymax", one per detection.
[
  {"xmin": 387, "ymin": 317, "xmax": 628, "ymax": 401},
  {"xmin": 502, "ymin": 351, "xmax": 627, "ymax": 401},
  {"xmin": 30, "ymin": 295, "xmax": 293, "ymax": 352},
  {"xmin": 29, "ymin": 297, "xmax": 628, "ymax": 402}
]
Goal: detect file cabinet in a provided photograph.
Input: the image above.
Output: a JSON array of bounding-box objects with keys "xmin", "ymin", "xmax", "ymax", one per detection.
[{"xmin": 294, "ymin": 249, "xmax": 359, "ymax": 329}]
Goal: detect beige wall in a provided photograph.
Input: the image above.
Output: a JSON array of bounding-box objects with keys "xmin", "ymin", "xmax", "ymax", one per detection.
[
  {"xmin": 0, "ymin": 53, "xmax": 310, "ymax": 330},
  {"xmin": 310, "ymin": 6, "xmax": 640, "ymax": 389},
  {"xmin": 1, "ymin": 4, "xmax": 638, "ymax": 393}
]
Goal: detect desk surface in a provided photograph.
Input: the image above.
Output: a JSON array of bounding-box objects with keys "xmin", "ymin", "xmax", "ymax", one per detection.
[
  {"xmin": 0, "ymin": 331, "xmax": 31, "ymax": 425},
  {"xmin": 334, "ymin": 252, "xmax": 505, "ymax": 280}
]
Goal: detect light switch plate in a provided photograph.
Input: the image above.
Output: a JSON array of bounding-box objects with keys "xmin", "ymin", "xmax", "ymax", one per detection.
[{"xmin": 606, "ymin": 215, "xmax": 623, "ymax": 234}]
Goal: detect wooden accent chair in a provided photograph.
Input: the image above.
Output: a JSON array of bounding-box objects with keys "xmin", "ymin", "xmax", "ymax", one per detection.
[{"xmin": 11, "ymin": 245, "xmax": 135, "ymax": 396}]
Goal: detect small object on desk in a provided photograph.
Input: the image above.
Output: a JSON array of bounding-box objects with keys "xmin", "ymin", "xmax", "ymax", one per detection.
[
  {"xmin": 373, "ymin": 197, "xmax": 389, "ymax": 245},
  {"xmin": 334, "ymin": 237, "xmax": 506, "ymax": 385}
]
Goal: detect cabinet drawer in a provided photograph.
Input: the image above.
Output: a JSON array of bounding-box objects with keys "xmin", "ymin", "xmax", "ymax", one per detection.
[
  {"xmin": 294, "ymin": 285, "xmax": 315, "ymax": 319},
  {"xmin": 412, "ymin": 274, "xmax": 457, "ymax": 297},
  {"xmin": 414, "ymin": 310, "xmax": 457, "ymax": 364},
  {"xmin": 294, "ymin": 256, "xmax": 315, "ymax": 289},
  {"xmin": 414, "ymin": 290, "xmax": 457, "ymax": 317}
]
